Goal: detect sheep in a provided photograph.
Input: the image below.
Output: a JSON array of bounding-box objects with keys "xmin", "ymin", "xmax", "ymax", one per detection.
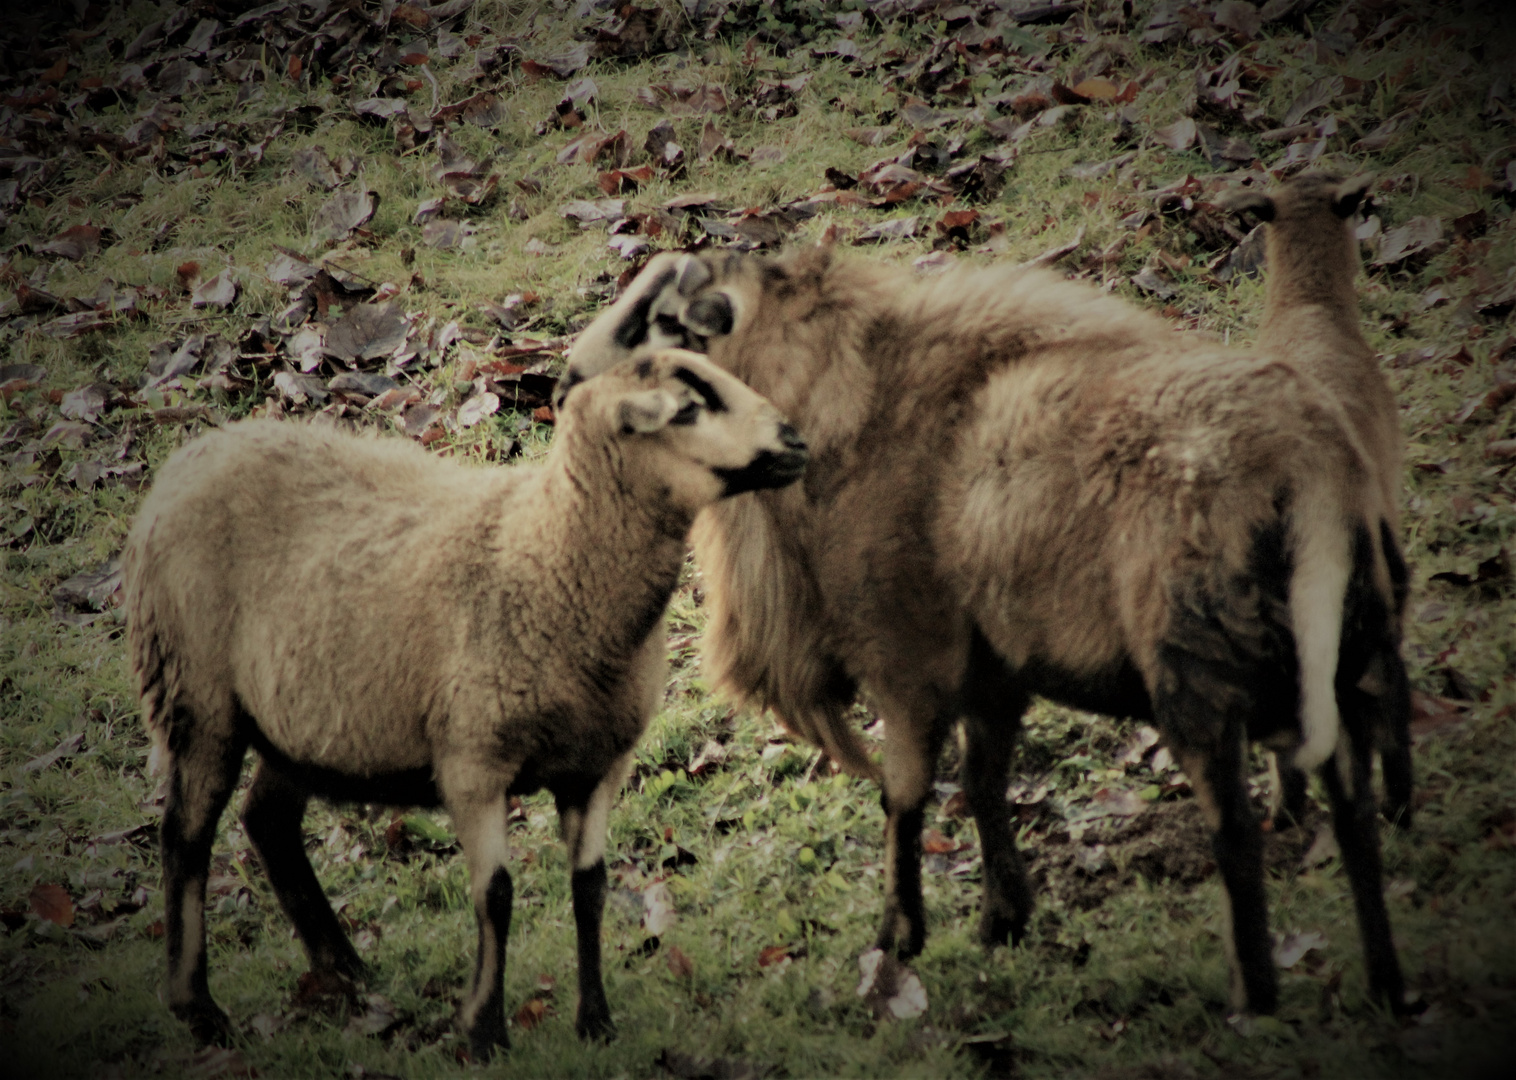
[
  {"xmin": 1220, "ymin": 173, "xmax": 1412, "ymax": 829},
  {"xmin": 122, "ymin": 349, "xmax": 808, "ymax": 1058},
  {"xmin": 560, "ymin": 235, "xmax": 1413, "ymax": 1016}
]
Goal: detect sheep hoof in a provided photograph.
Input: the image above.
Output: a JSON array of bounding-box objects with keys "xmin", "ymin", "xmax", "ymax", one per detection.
[
  {"xmin": 575, "ymin": 1009, "xmax": 616, "ymax": 1042},
  {"xmin": 466, "ymin": 1022, "xmax": 509, "ymax": 1062},
  {"xmin": 875, "ymin": 909, "xmax": 925, "ymax": 960},
  {"xmin": 976, "ymin": 910, "xmax": 1026, "ymax": 950},
  {"xmin": 172, "ymin": 1000, "xmax": 233, "ymax": 1046}
]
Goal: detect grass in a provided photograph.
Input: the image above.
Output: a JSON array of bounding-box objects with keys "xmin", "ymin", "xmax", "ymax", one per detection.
[{"xmin": 2, "ymin": 1, "xmax": 1514, "ymax": 1077}]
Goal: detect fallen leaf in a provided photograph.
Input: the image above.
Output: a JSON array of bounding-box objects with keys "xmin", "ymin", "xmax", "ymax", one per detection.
[
  {"xmin": 855, "ymin": 216, "xmax": 920, "ymax": 243},
  {"xmin": 1071, "ymin": 77, "xmax": 1120, "ymax": 100},
  {"xmin": 191, "ymin": 269, "xmax": 238, "ymax": 309},
  {"xmin": 856, "ymin": 948, "xmax": 928, "ymax": 1020},
  {"xmin": 346, "ymin": 993, "xmax": 403, "ymax": 1037},
  {"xmin": 643, "ymin": 880, "xmax": 675, "ymax": 935},
  {"xmin": 29, "ymin": 883, "xmax": 74, "ymax": 927},
  {"xmin": 311, "ymin": 188, "xmax": 377, "ymax": 242},
  {"xmin": 456, "ymin": 392, "xmax": 500, "ymax": 427},
  {"xmin": 757, "ymin": 945, "xmax": 791, "ymax": 968},
  {"xmin": 1302, "ymin": 826, "xmax": 1340, "ymax": 867},
  {"xmin": 325, "ymin": 303, "xmax": 407, "ymax": 363},
  {"xmin": 666, "ymin": 944, "xmax": 694, "ymax": 979},
  {"xmin": 60, "ymin": 383, "xmax": 109, "ymax": 423},
  {"xmin": 921, "ymin": 828, "xmax": 965, "ymax": 854},
  {"xmin": 1272, "ymin": 930, "xmax": 1327, "ymax": 969},
  {"xmin": 1410, "ymin": 691, "xmax": 1467, "ymax": 740},
  {"xmin": 36, "ymin": 223, "xmax": 102, "ymax": 261},
  {"xmin": 22, "ymin": 732, "xmax": 84, "ymax": 773},
  {"xmin": 514, "ymin": 997, "xmax": 550, "ymax": 1029}
]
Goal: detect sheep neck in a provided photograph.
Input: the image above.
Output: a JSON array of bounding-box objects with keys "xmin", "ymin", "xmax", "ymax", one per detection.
[
  {"xmin": 1258, "ymin": 220, "xmax": 1369, "ymax": 356},
  {"xmin": 528, "ymin": 436, "xmax": 691, "ymax": 659}
]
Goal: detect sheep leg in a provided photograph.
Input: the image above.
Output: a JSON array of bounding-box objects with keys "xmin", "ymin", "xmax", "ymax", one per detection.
[
  {"xmin": 1322, "ymin": 730, "xmax": 1410, "ymax": 1013},
  {"xmin": 241, "ymin": 760, "xmax": 364, "ymax": 981},
  {"xmin": 444, "ymin": 773, "xmax": 516, "ymax": 1061},
  {"xmin": 1376, "ymin": 648, "xmax": 1414, "ymax": 830},
  {"xmin": 557, "ymin": 751, "xmax": 633, "ymax": 1042},
  {"xmin": 1266, "ymin": 753, "xmax": 1309, "ymax": 829},
  {"xmin": 1179, "ymin": 734, "xmax": 1277, "ymax": 1014},
  {"xmin": 161, "ymin": 724, "xmax": 247, "ymax": 1044},
  {"xmin": 876, "ymin": 710, "xmax": 949, "ymax": 959},
  {"xmin": 959, "ymin": 667, "xmax": 1033, "ymax": 948}
]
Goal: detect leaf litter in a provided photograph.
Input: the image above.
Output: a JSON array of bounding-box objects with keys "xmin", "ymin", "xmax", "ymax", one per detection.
[{"xmin": 1, "ymin": 0, "xmax": 1513, "ymax": 1076}]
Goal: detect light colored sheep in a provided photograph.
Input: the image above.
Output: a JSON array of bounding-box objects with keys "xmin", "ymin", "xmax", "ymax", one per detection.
[
  {"xmin": 1221, "ymin": 172, "xmax": 1412, "ymax": 827},
  {"xmin": 562, "ymin": 238, "xmax": 1412, "ymax": 1016},
  {"xmin": 123, "ymin": 349, "xmax": 807, "ymax": 1057}
]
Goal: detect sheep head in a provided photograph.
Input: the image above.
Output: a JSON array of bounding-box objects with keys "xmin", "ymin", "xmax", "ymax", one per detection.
[
  {"xmin": 558, "ymin": 251, "xmax": 771, "ymax": 400},
  {"xmin": 1217, "ymin": 171, "xmax": 1375, "ymax": 225},
  {"xmin": 557, "ymin": 348, "xmax": 807, "ymax": 512}
]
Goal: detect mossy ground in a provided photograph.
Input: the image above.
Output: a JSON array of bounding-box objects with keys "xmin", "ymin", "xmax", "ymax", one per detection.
[{"xmin": 1, "ymin": 2, "xmax": 1513, "ymax": 1077}]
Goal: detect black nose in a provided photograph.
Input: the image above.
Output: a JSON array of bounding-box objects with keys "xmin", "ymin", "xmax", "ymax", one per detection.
[{"xmin": 779, "ymin": 422, "xmax": 806, "ymax": 454}]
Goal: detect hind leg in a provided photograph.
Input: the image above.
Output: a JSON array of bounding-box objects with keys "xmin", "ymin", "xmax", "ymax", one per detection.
[
  {"xmin": 1179, "ymin": 729, "xmax": 1277, "ymax": 1014},
  {"xmin": 242, "ymin": 760, "xmax": 364, "ymax": 981},
  {"xmin": 960, "ymin": 659, "xmax": 1033, "ymax": 948},
  {"xmin": 1267, "ymin": 753, "xmax": 1309, "ymax": 829},
  {"xmin": 1323, "ymin": 721, "xmax": 1410, "ymax": 1012},
  {"xmin": 1376, "ymin": 649, "xmax": 1414, "ymax": 829},
  {"xmin": 161, "ymin": 716, "xmax": 248, "ymax": 1043}
]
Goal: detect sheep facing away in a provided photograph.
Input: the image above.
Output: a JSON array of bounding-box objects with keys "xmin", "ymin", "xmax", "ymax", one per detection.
[
  {"xmin": 123, "ymin": 349, "xmax": 807, "ymax": 1058},
  {"xmin": 562, "ymin": 193, "xmax": 1412, "ymax": 1015},
  {"xmin": 1220, "ymin": 173, "xmax": 1412, "ymax": 829}
]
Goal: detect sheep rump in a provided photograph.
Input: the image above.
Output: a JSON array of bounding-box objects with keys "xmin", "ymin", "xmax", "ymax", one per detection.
[
  {"xmin": 565, "ymin": 216, "xmax": 1411, "ymax": 1015},
  {"xmin": 124, "ymin": 349, "xmax": 807, "ymax": 1056}
]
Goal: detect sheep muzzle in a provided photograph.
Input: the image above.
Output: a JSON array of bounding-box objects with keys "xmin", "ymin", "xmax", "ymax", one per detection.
[{"xmin": 714, "ymin": 422, "xmax": 807, "ymax": 497}]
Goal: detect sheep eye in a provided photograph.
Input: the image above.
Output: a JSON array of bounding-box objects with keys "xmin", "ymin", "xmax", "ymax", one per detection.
[{"xmin": 671, "ymin": 399, "xmax": 701, "ymax": 425}]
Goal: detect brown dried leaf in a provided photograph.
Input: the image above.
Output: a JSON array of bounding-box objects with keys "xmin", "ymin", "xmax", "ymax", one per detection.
[
  {"xmin": 35, "ymin": 224, "xmax": 101, "ymax": 261},
  {"xmin": 326, "ymin": 303, "xmax": 407, "ymax": 363},
  {"xmin": 665, "ymin": 944, "xmax": 694, "ymax": 979},
  {"xmin": 757, "ymin": 945, "xmax": 791, "ymax": 968},
  {"xmin": 22, "ymin": 732, "xmax": 84, "ymax": 773},
  {"xmin": 29, "ymin": 882, "xmax": 74, "ymax": 927},
  {"xmin": 1153, "ymin": 117, "xmax": 1196, "ymax": 151},
  {"xmin": 514, "ymin": 997, "xmax": 550, "ymax": 1030},
  {"xmin": 311, "ymin": 188, "xmax": 377, "ymax": 242}
]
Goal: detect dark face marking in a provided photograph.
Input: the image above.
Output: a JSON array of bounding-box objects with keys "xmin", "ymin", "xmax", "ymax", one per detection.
[
  {"xmin": 671, "ymin": 365, "xmax": 727, "ymax": 413},
  {"xmin": 553, "ymin": 368, "xmax": 584, "ymax": 408},
  {"xmin": 612, "ymin": 267, "xmax": 678, "ymax": 350},
  {"xmin": 683, "ymin": 293, "xmax": 734, "ymax": 337},
  {"xmin": 634, "ymin": 357, "xmax": 653, "ymax": 379},
  {"xmin": 712, "ymin": 423, "xmax": 807, "ymax": 497}
]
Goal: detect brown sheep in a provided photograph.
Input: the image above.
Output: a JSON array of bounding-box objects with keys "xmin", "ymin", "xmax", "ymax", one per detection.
[
  {"xmin": 122, "ymin": 350, "xmax": 807, "ymax": 1058},
  {"xmin": 1221, "ymin": 173, "xmax": 1412, "ymax": 828},
  {"xmin": 560, "ymin": 236, "xmax": 1412, "ymax": 1016}
]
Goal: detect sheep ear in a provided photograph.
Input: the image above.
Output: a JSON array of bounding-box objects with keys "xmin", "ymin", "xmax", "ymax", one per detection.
[
  {"xmin": 681, "ymin": 292, "xmax": 735, "ymax": 338},
  {"xmin": 675, "ymin": 255, "xmax": 712, "ymax": 296},
  {"xmin": 617, "ymin": 389, "xmax": 678, "ymax": 435},
  {"xmin": 1217, "ymin": 188, "xmax": 1276, "ymax": 222},
  {"xmin": 1331, "ymin": 174, "xmax": 1374, "ymax": 218}
]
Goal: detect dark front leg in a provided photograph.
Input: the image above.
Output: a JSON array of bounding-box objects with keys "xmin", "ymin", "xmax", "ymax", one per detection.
[
  {"xmin": 557, "ymin": 753, "xmax": 632, "ymax": 1041},
  {"xmin": 961, "ymin": 709, "xmax": 1033, "ymax": 948},
  {"xmin": 162, "ymin": 729, "xmax": 247, "ymax": 1044},
  {"xmin": 242, "ymin": 760, "xmax": 364, "ymax": 981},
  {"xmin": 571, "ymin": 861, "xmax": 613, "ymax": 1040},
  {"xmin": 876, "ymin": 709, "xmax": 949, "ymax": 959},
  {"xmin": 464, "ymin": 866, "xmax": 513, "ymax": 1059},
  {"xmin": 877, "ymin": 801, "xmax": 927, "ymax": 958},
  {"xmin": 1323, "ymin": 739, "xmax": 1410, "ymax": 1013}
]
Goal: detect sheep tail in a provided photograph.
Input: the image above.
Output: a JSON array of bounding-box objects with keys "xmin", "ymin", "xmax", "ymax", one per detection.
[
  {"xmin": 1287, "ymin": 493, "xmax": 1354, "ymax": 773},
  {"xmin": 777, "ymin": 704, "xmax": 881, "ymax": 782},
  {"xmin": 123, "ymin": 556, "xmax": 173, "ymax": 778}
]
